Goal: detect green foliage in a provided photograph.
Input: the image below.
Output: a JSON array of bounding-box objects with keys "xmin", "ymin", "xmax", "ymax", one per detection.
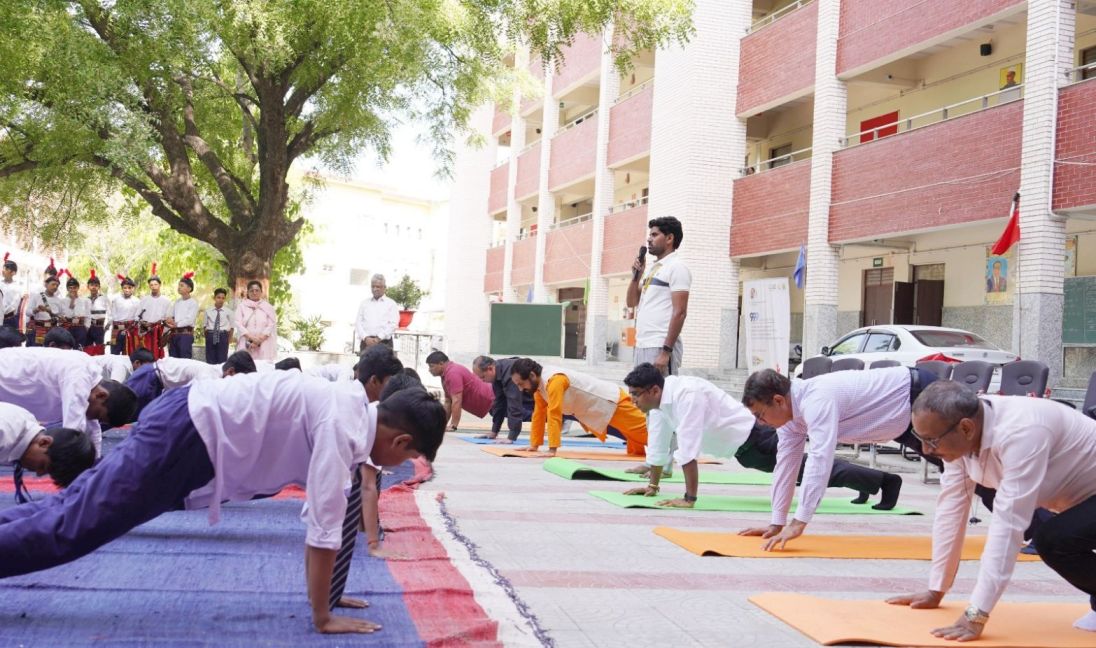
[
  {"xmin": 291, "ymin": 315, "xmax": 327, "ymax": 352},
  {"xmin": 387, "ymin": 274, "xmax": 428, "ymax": 311}
]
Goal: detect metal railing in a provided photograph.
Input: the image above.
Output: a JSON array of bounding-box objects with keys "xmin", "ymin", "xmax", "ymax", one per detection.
[
  {"xmin": 550, "ymin": 211, "xmax": 593, "ymax": 230},
  {"xmin": 840, "ymin": 85, "xmax": 1024, "ymax": 148},
  {"xmin": 1068, "ymin": 61, "xmax": 1096, "ymax": 84},
  {"xmin": 516, "ymin": 228, "xmax": 539, "ymax": 241},
  {"xmin": 748, "ymin": 0, "xmax": 814, "ymax": 34},
  {"xmin": 555, "ymin": 108, "xmax": 599, "ymax": 136},
  {"xmin": 740, "ymin": 146, "xmax": 813, "ymax": 176},
  {"xmin": 613, "ymin": 78, "xmax": 654, "ymax": 106},
  {"xmin": 607, "ymin": 194, "xmax": 649, "ymax": 215}
]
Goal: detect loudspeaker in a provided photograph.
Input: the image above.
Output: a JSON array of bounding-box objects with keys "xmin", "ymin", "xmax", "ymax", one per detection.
[{"xmin": 980, "ymin": 43, "xmax": 992, "ymax": 57}]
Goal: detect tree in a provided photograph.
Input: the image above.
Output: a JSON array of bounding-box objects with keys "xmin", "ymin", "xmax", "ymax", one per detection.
[{"xmin": 0, "ymin": 1, "xmax": 693, "ymax": 288}]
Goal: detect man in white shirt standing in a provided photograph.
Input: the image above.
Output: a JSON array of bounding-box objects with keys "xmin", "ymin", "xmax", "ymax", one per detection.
[
  {"xmin": 84, "ymin": 271, "xmax": 110, "ymax": 356},
  {"xmin": 203, "ymin": 287, "xmax": 234, "ymax": 364},
  {"xmin": 166, "ymin": 272, "xmax": 199, "ymax": 359},
  {"xmin": 888, "ymin": 381, "xmax": 1096, "ymax": 639},
  {"xmin": 137, "ymin": 264, "xmax": 172, "ymax": 359},
  {"xmin": 110, "ymin": 274, "xmax": 140, "ymax": 355},
  {"xmin": 24, "ymin": 273, "xmax": 63, "ymax": 347},
  {"xmin": 627, "ymin": 216, "xmax": 690, "ymax": 376},
  {"xmin": 353, "ymin": 274, "xmax": 399, "ymax": 353},
  {"xmin": 2, "ymin": 252, "xmax": 25, "ymax": 331},
  {"xmin": 58, "ymin": 270, "xmax": 90, "ymax": 349},
  {"xmin": 0, "ymin": 371, "xmax": 446, "ymax": 635}
]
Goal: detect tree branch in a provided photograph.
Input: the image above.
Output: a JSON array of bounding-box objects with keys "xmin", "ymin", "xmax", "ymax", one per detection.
[{"xmin": 286, "ymin": 120, "xmax": 337, "ymax": 161}]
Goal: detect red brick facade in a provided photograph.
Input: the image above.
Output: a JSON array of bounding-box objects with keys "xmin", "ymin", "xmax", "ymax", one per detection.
[
  {"xmin": 1053, "ymin": 79, "xmax": 1096, "ymax": 212},
  {"xmin": 549, "ymin": 118, "xmax": 597, "ymax": 190},
  {"xmin": 511, "ymin": 236, "xmax": 537, "ymax": 286},
  {"xmin": 492, "ymin": 107, "xmax": 510, "ymax": 137},
  {"xmin": 830, "ymin": 101, "xmax": 1022, "ymax": 242},
  {"xmin": 514, "ymin": 143, "xmax": 541, "ymax": 200},
  {"xmin": 488, "ymin": 162, "xmax": 508, "ymax": 214},
  {"xmin": 608, "ymin": 84, "xmax": 653, "ymax": 166},
  {"xmin": 730, "ymin": 161, "xmax": 811, "ymax": 257},
  {"xmin": 544, "ymin": 222, "xmax": 594, "ymax": 284},
  {"xmin": 736, "ymin": 1, "xmax": 818, "ymax": 117},
  {"xmin": 602, "ymin": 205, "xmax": 649, "ymax": 275},
  {"xmin": 553, "ymin": 33, "xmax": 603, "ymax": 96},
  {"xmin": 484, "ymin": 246, "xmax": 504, "ymax": 293},
  {"xmin": 837, "ymin": 0, "xmax": 1023, "ymax": 76}
]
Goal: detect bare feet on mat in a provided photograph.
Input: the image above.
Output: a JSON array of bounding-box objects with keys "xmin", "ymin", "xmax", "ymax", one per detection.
[
  {"xmin": 494, "ymin": 439, "xmax": 514, "ymax": 445},
  {"xmin": 872, "ymin": 474, "xmax": 902, "ymax": 510},
  {"xmin": 657, "ymin": 498, "xmax": 695, "ymax": 508},
  {"xmin": 315, "ymin": 614, "xmax": 381, "ymax": 634},
  {"xmin": 624, "ymin": 464, "xmax": 651, "ymax": 476},
  {"xmin": 334, "ymin": 596, "xmax": 370, "ymax": 609},
  {"xmin": 474, "ymin": 433, "xmax": 497, "ymax": 439}
]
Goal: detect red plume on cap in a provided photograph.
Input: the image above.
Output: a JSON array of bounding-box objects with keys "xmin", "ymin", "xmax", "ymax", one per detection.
[
  {"xmin": 58, "ymin": 268, "xmax": 71, "ymax": 279},
  {"xmin": 3, "ymin": 252, "xmax": 8, "ymax": 262},
  {"xmin": 116, "ymin": 273, "xmax": 127, "ymax": 281},
  {"xmin": 89, "ymin": 269, "xmax": 97, "ymax": 280},
  {"xmin": 151, "ymin": 262, "xmax": 158, "ymax": 275},
  {"xmin": 182, "ymin": 271, "xmax": 195, "ymax": 280}
]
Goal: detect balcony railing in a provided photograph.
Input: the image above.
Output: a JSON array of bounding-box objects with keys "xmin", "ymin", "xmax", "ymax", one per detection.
[
  {"xmin": 516, "ymin": 228, "xmax": 539, "ymax": 241},
  {"xmin": 841, "ymin": 86, "xmax": 1024, "ymax": 148},
  {"xmin": 1068, "ymin": 61, "xmax": 1096, "ymax": 85},
  {"xmin": 748, "ymin": 0, "xmax": 814, "ymax": 34},
  {"xmin": 613, "ymin": 78, "xmax": 654, "ymax": 106},
  {"xmin": 550, "ymin": 211, "xmax": 593, "ymax": 230},
  {"xmin": 518, "ymin": 138, "xmax": 541, "ymax": 155},
  {"xmin": 555, "ymin": 108, "xmax": 599, "ymax": 136},
  {"xmin": 607, "ymin": 194, "xmax": 649, "ymax": 215},
  {"xmin": 740, "ymin": 147, "xmax": 812, "ymax": 176}
]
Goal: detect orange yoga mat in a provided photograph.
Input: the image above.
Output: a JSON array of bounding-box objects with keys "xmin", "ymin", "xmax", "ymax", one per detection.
[
  {"xmin": 477, "ymin": 445, "xmax": 720, "ymax": 463},
  {"xmin": 654, "ymin": 528, "xmax": 1041, "ymax": 561},
  {"xmin": 751, "ymin": 592, "xmax": 1096, "ymax": 647}
]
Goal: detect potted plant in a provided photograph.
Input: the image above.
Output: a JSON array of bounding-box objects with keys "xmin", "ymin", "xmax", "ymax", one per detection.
[
  {"xmin": 290, "ymin": 315, "xmax": 327, "ymax": 351},
  {"xmin": 387, "ymin": 274, "xmax": 428, "ymax": 329}
]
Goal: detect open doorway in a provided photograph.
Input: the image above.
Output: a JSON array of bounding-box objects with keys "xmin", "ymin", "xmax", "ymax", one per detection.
[
  {"xmin": 558, "ymin": 287, "xmax": 586, "ymax": 359},
  {"xmin": 912, "ymin": 264, "xmax": 944, "ymax": 326},
  {"xmin": 862, "ymin": 267, "xmax": 915, "ymax": 327}
]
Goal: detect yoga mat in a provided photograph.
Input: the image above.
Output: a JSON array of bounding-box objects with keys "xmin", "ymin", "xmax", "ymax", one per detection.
[
  {"xmin": 654, "ymin": 528, "xmax": 1041, "ymax": 561},
  {"xmin": 457, "ymin": 434, "xmax": 625, "ymax": 448},
  {"xmin": 543, "ymin": 457, "xmax": 771, "ymax": 485},
  {"xmin": 750, "ymin": 592, "xmax": 1096, "ymax": 647},
  {"xmin": 479, "ymin": 445, "xmax": 721, "ymax": 463},
  {"xmin": 589, "ymin": 490, "xmax": 921, "ymax": 515}
]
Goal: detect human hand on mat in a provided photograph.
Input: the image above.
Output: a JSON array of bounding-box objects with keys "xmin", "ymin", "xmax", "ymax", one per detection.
[
  {"xmin": 623, "ymin": 485, "xmax": 659, "ymax": 497},
  {"xmin": 657, "ymin": 497, "xmax": 694, "ymax": 508},
  {"xmin": 738, "ymin": 524, "xmax": 782, "ymax": 538},
  {"xmin": 473, "ymin": 433, "xmax": 497, "ymax": 439},
  {"xmin": 334, "ymin": 596, "xmax": 370, "ymax": 609},
  {"xmin": 930, "ymin": 615, "xmax": 984, "ymax": 642},
  {"xmin": 314, "ymin": 614, "xmax": 382, "ymax": 634},
  {"xmin": 493, "ymin": 438, "xmax": 514, "ymax": 445},
  {"xmin": 761, "ymin": 519, "xmax": 806, "ymax": 551},
  {"xmin": 885, "ymin": 590, "xmax": 943, "ymax": 609}
]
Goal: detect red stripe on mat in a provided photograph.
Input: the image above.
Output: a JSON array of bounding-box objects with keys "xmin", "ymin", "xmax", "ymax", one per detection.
[{"xmin": 383, "ymin": 459, "xmax": 503, "ymax": 647}]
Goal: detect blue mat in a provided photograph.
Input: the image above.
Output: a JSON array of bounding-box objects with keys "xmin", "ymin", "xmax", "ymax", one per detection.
[
  {"xmin": 0, "ymin": 499, "xmax": 426, "ymax": 647},
  {"xmin": 457, "ymin": 434, "xmax": 625, "ymax": 448}
]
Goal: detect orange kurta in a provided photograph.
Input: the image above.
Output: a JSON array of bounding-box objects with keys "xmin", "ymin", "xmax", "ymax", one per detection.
[{"xmin": 530, "ymin": 375, "xmax": 647, "ymax": 454}]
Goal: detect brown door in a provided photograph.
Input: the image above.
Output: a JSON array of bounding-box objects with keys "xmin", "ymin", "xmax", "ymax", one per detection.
[
  {"xmin": 558, "ymin": 287, "xmax": 586, "ymax": 359},
  {"xmin": 861, "ymin": 268, "xmax": 894, "ymax": 327},
  {"xmin": 912, "ymin": 264, "xmax": 945, "ymax": 326},
  {"xmin": 893, "ymin": 281, "xmax": 915, "ymax": 325}
]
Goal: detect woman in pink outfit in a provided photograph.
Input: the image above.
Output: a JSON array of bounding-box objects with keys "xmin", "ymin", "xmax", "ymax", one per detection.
[{"xmin": 235, "ymin": 280, "xmax": 278, "ymax": 361}]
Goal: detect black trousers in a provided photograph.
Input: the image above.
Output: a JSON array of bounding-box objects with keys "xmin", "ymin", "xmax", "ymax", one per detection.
[
  {"xmin": 205, "ymin": 331, "xmax": 229, "ymax": 364},
  {"xmin": 735, "ymin": 423, "xmax": 888, "ymax": 494},
  {"xmin": 1032, "ymin": 494, "xmax": 1096, "ymax": 611}
]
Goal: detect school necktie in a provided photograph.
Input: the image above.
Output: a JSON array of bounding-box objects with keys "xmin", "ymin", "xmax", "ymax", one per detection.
[
  {"xmin": 12, "ymin": 464, "xmax": 31, "ymax": 504},
  {"xmin": 328, "ymin": 464, "xmax": 363, "ymax": 610}
]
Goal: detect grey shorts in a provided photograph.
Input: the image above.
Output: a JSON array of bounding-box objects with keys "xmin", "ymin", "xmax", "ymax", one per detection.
[{"xmin": 633, "ymin": 340, "xmax": 683, "ymax": 375}]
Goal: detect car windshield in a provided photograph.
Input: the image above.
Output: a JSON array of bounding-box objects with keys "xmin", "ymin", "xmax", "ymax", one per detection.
[{"xmin": 910, "ymin": 330, "xmax": 997, "ymax": 349}]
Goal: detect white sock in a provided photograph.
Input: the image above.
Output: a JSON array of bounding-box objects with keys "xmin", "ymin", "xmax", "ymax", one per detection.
[{"xmin": 1073, "ymin": 610, "xmax": 1096, "ymax": 632}]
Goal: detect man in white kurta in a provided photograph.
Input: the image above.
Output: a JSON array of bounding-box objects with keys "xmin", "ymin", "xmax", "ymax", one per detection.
[{"xmin": 353, "ymin": 274, "xmax": 399, "ymax": 352}]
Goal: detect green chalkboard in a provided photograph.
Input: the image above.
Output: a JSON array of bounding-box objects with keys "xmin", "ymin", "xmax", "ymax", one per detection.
[
  {"xmin": 489, "ymin": 303, "xmax": 563, "ymax": 356},
  {"xmin": 1063, "ymin": 276, "xmax": 1096, "ymax": 345}
]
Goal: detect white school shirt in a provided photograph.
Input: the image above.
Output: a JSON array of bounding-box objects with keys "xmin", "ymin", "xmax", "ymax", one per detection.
[
  {"xmin": 154, "ymin": 357, "xmax": 224, "ymax": 388},
  {"xmin": 647, "ymin": 376, "xmax": 755, "ymax": 468},
  {"xmin": 87, "ymin": 294, "xmax": 109, "ymax": 326},
  {"xmin": 203, "ymin": 306, "xmax": 233, "ymax": 332},
  {"xmin": 111, "ymin": 294, "xmax": 141, "ymax": 322},
  {"xmin": 0, "ymin": 347, "xmax": 103, "ymax": 456},
  {"xmin": 184, "ymin": 371, "xmax": 375, "ymax": 550},
  {"xmin": 1, "ymin": 278, "xmax": 24, "ymax": 316},
  {"xmin": 929, "ymin": 396, "xmax": 1096, "ymax": 613},
  {"xmin": 0, "ymin": 403, "xmax": 42, "ymax": 464},
  {"xmin": 635, "ymin": 251, "xmax": 691, "ymax": 349},
  {"xmin": 354, "ymin": 295, "xmax": 400, "ymax": 344},
  {"xmin": 138, "ymin": 294, "xmax": 172, "ymax": 322},
  {"xmin": 58, "ymin": 295, "xmax": 90, "ymax": 322},
  {"xmin": 93, "ymin": 355, "xmax": 133, "ymax": 382},
  {"xmin": 171, "ymin": 297, "xmax": 200, "ymax": 328},
  {"xmin": 771, "ymin": 366, "xmax": 913, "ymax": 525},
  {"xmin": 24, "ymin": 290, "xmax": 64, "ymax": 325},
  {"xmin": 306, "ymin": 363, "xmax": 355, "ymax": 382}
]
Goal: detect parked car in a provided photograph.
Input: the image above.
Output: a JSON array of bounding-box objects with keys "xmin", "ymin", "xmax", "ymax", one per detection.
[{"xmin": 793, "ymin": 325, "xmax": 1018, "ymax": 389}]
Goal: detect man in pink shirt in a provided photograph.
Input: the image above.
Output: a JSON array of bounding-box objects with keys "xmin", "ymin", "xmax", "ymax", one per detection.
[
  {"xmin": 889, "ymin": 381, "xmax": 1096, "ymax": 640},
  {"xmin": 426, "ymin": 351, "xmax": 494, "ymax": 431}
]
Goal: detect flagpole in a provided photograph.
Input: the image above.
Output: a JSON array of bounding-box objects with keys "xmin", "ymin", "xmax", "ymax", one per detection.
[{"xmin": 1011, "ymin": 193, "xmax": 1022, "ymax": 356}]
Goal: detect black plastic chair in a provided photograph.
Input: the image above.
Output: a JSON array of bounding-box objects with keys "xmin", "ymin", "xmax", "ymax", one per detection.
[
  {"xmin": 1082, "ymin": 371, "xmax": 1096, "ymax": 419},
  {"xmin": 916, "ymin": 360, "xmax": 954, "ymax": 381},
  {"xmin": 831, "ymin": 357, "xmax": 865, "ymax": 372},
  {"xmin": 951, "ymin": 360, "xmax": 994, "ymax": 394},
  {"xmin": 998, "ymin": 360, "xmax": 1049, "ymax": 397},
  {"xmin": 869, "ymin": 359, "xmax": 901, "ymax": 369},
  {"xmin": 800, "ymin": 356, "xmax": 832, "ymax": 379}
]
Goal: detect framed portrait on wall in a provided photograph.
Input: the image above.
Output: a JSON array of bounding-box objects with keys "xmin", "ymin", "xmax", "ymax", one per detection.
[
  {"xmin": 985, "ymin": 246, "xmax": 1014, "ymax": 305},
  {"xmin": 999, "ymin": 63, "xmax": 1023, "ymax": 89}
]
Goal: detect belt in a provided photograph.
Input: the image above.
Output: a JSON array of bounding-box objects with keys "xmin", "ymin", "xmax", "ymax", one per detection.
[
  {"xmin": 909, "ymin": 367, "xmax": 922, "ymax": 404},
  {"xmin": 174, "ymin": 326, "xmax": 195, "ymax": 333}
]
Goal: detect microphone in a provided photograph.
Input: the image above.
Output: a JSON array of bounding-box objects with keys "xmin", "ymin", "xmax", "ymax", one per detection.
[{"xmin": 634, "ymin": 246, "xmax": 647, "ymax": 281}]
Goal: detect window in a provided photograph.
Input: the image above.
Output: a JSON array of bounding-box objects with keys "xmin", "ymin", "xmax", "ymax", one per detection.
[
  {"xmin": 1083, "ymin": 46, "xmax": 1096, "ymax": 81},
  {"xmin": 349, "ymin": 268, "xmax": 371, "ymax": 286},
  {"xmin": 829, "ymin": 333, "xmax": 867, "ymax": 355},
  {"xmin": 768, "ymin": 143, "xmax": 792, "ymax": 170},
  {"xmin": 864, "ymin": 332, "xmax": 896, "ymax": 353},
  {"xmin": 321, "ymin": 264, "xmax": 334, "ymax": 272},
  {"xmin": 910, "ymin": 330, "xmax": 997, "ymax": 350}
]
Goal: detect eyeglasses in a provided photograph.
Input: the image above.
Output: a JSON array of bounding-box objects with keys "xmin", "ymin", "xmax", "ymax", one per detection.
[{"xmin": 911, "ymin": 418, "xmax": 964, "ymax": 451}]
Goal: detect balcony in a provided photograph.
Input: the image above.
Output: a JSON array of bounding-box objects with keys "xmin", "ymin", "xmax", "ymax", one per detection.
[
  {"xmin": 514, "ymin": 142, "xmax": 541, "ymax": 200},
  {"xmin": 488, "ymin": 162, "xmax": 509, "ymax": 214},
  {"xmin": 484, "ymin": 245, "xmax": 505, "ymax": 293},
  {"xmin": 548, "ymin": 113, "xmax": 597, "ymax": 191},
  {"xmin": 1053, "ymin": 77, "xmax": 1096, "ymax": 214},
  {"xmin": 553, "ymin": 33, "xmax": 603, "ymax": 97},
  {"xmin": 492, "ymin": 105, "xmax": 511, "ymax": 137},
  {"xmin": 830, "ymin": 99, "xmax": 1022, "ymax": 242},
  {"xmin": 731, "ymin": 160, "xmax": 810, "ymax": 257},
  {"xmin": 737, "ymin": 0, "xmax": 817, "ymax": 117},
  {"xmin": 608, "ymin": 80, "xmax": 653, "ymax": 167},
  {"xmin": 544, "ymin": 220, "xmax": 594, "ymax": 284},
  {"xmin": 837, "ymin": 0, "xmax": 1025, "ymax": 77},
  {"xmin": 511, "ymin": 235, "xmax": 537, "ymax": 286},
  {"xmin": 602, "ymin": 203, "xmax": 649, "ymax": 275}
]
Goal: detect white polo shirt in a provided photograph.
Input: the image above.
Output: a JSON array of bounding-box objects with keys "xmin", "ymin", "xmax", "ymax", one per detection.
[
  {"xmin": 647, "ymin": 375, "xmax": 755, "ymax": 468},
  {"xmin": 635, "ymin": 251, "xmax": 691, "ymax": 348}
]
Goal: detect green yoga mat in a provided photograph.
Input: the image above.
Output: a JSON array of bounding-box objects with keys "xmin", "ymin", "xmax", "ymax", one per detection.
[
  {"xmin": 543, "ymin": 458, "xmax": 772, "ymax": 485},
  {"xmin": 588, "ymin": 490, "xmax": 922, "ymax": 515}
]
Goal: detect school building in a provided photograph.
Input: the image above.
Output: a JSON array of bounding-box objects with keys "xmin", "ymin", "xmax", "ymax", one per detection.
[{"xmin": 444, "ymin": 0, "xmax": 1096, "ymax": 384}]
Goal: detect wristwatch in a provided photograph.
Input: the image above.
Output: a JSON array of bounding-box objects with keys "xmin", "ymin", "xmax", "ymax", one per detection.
[
  {"xmin": 964, "ymin": 605, "xmax": 989, "ymax": 625},
  {"xmin": 661, "ymin": 344, "xmax": 673, "ymax": 354}
]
